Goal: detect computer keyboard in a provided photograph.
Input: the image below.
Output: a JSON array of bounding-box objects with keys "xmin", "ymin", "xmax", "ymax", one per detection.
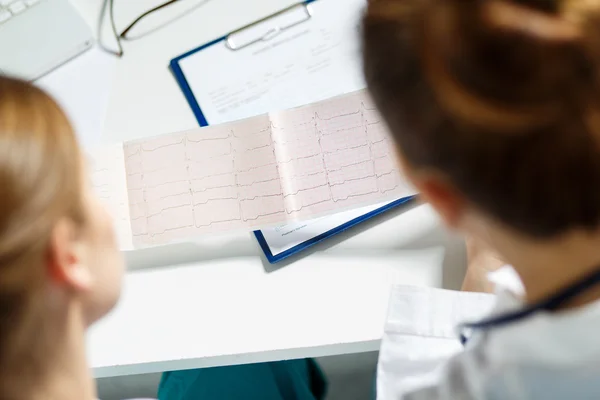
[{"xmin": 0, "ymin": 0, "xmax": 41, "ymax": 24}]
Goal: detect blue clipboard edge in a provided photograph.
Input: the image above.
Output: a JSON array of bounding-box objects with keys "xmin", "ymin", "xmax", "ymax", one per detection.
[
  {"xmin": 169, "ymin": 34, "xmax": 227, "ymax": 127},
  {"xmin": 254, "ymin": 195, "xmax": 416, "ymax": 264}
]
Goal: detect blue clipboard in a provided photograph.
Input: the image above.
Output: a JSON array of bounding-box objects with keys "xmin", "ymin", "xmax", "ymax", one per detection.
[
  {"xmin": 253, "ymin": 196, "xmax": 414, "ymax": 263},
  {"xmin": 169, "ymin": 0, "xmax": 317, "ymax": 127},
  {"xmin": 169, "ymin": 1, "xmax": 415, "ymax": 263}
]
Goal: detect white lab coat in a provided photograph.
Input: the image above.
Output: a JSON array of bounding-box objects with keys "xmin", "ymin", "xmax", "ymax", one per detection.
[{"xmin": 377, "ymin": 267, "xmax": 600, "ymax": 399}]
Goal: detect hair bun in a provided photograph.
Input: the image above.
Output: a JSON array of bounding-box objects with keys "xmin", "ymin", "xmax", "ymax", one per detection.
[
  {"xmin": 481, "ymin": 0, "xmax": 581, "ymax": 42},
  {"xmin": 361, "ymin": 0, "xmax": 600, "ymax": 239},
  {"xmin": 412, "ymin": 0, "xmax": 600, "ymax": 131}
]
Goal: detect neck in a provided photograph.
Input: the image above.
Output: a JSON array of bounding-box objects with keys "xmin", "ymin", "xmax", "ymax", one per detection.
[
  {"xmin": 33, "ymin": 326, "xmax": 96, "ymax": 400},
  {"xmin": 3, "ymin": 301, "xmax": 96, "ymax": 400},
  {"xmin": 494, "ymin": 228, "xmax": 600, "ymax": 309}
]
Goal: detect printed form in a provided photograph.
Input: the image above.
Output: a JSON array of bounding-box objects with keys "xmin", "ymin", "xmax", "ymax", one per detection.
[{"xmin": 177, "ymin": 0, "xmax": 367, "ymax": 125}]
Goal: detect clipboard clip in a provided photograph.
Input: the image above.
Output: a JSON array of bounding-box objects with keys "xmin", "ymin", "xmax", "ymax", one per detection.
[{"xmin": 225, "ymin": 2, "xmax": 313, "ymax": 51}]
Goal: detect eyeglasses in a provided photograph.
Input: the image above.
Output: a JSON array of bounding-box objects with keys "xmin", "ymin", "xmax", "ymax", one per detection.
[{"xmin": 98, "ymin": 0, "xmax": 182, "ymax": 57}]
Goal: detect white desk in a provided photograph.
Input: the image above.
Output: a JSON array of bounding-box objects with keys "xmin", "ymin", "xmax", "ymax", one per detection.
[{"xmin": 67, "ymin": 0, "xmax": 467, "ymax": 378}]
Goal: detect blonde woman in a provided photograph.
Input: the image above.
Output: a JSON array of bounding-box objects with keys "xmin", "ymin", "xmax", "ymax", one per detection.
[
  {"xmin": 0, "ymin": 77, "xmax": 328, "ymax": 400},
  {"xmin": 0, "ymin": 77, "xmax": 123, "ymax": 399}
]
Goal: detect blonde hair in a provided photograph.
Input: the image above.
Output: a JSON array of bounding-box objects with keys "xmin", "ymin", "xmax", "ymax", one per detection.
[{"xmin": 0, "ymin": 77, "xmax": 85, "ymax": 390}]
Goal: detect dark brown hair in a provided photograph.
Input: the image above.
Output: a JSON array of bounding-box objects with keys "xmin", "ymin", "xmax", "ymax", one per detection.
[{"xmin": 362, "ymin": 0, "xmax": 600, "ymax": 237}]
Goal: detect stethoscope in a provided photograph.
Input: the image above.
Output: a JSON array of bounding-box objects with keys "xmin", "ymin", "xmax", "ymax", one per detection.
[{"xmin": 457, "ymin": 265, "xmax": 600, "ymax": 345}]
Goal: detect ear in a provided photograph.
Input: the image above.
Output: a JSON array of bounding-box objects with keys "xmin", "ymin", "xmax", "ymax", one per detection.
[
  {"xmin": 411, "ymin": 171, "xmax": 466, "ymax": 230},
  {"xmin": 47, "ymin": 218, "xmax": 92, "ymax": 292}
]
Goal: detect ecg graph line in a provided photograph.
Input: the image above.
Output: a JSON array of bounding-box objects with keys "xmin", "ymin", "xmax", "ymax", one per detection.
[
  {"xmin": 124, "ymin": 123, "xmax": 283, "ymax": 238},
  {"xmin": 122, "ymin": 91, "xmax": 407, "ymax": 245}
]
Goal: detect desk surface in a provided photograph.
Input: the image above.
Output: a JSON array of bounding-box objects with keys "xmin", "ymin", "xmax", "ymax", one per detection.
[
  {"xmin": 89, "ymin": 204, "xmax": 466, "ymax": 378},
  {"xmin": 67, "ymin": 0, "xmax": 467, "ymax": 378}
]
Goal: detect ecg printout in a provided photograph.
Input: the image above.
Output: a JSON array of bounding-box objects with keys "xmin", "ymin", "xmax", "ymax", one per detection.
[
  {"xmin": 123, "ymin": 116, "xmax": 287, "ymax": 246},
  {"xmin": 121, "ymin": 90, "xmax": 415, "ymax": 247},
  {"xmin": 89, "ymin": 145, "xmax": 133, "ymax": 250},
  {"xmin": 271, "ymin": 92, "xmax": 409, "ymax": 216}
]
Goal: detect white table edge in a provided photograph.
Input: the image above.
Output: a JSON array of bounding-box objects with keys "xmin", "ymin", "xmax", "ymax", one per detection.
[{"xmin": 93, "ymin": 339, "xmax": 380, "ymax": 378}]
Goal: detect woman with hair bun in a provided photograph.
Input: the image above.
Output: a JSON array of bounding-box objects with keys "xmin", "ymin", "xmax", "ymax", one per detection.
[{"xmin": 363, "ymin": 0, "xmax": 600, "ymax": 398}]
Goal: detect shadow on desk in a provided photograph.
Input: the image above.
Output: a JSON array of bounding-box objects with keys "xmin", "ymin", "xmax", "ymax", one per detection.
[
  {"xmin": 124, "ymin": 231, "xmax": 262, "ymax": 270},
  {"xmin": 125, "ymin": 203, "xmax": 466, "ymax": 291},
  {"xmin": 261, "ymin": 202, "xmax": 466, "ymax": 290}
]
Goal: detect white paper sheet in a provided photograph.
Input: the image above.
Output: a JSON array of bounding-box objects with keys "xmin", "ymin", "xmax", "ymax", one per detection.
[
  {"xmin": 177, "ymin": 0, "xmax": 367, "ymax": 125},
  {"xmin": 36, "ymin": 47, "xmax": 116, "ymax": 150},
  {"xmin": 261, "ymin": 200, "xmax": 395, "ymax": 255}
]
